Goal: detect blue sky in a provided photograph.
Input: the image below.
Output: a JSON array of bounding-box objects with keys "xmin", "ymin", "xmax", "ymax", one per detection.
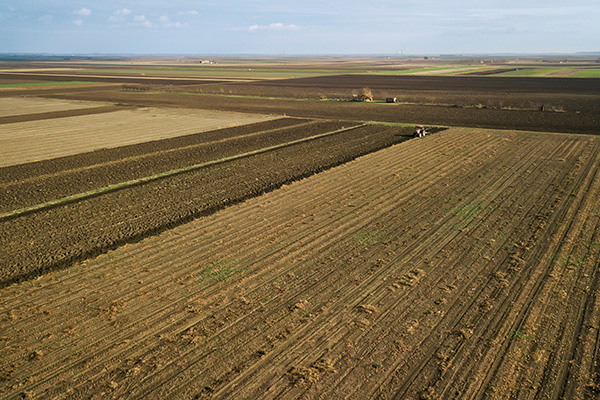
[{"xmin": 1, "ymin": 1, "xmax": 599, "ymax": 54}]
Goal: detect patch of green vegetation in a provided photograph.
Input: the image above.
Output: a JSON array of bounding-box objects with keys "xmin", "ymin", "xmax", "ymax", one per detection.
[
  {"xmin": 365, "ymin": 121, "xmax": 447, "ymax": 129},
  {"xmin": 449, "ymin": 203, "xmax": 482, "ymax": 229},
  {"xmin": 572, "ymin": 69, "xmax": 600, "ymax": 78},
  {"xmin": 0, "ymin": 81, "xmax": 93, "ymax": 87},
  {"xmin": 495, "ymin": 67, "xmax": 565, "ymax": 77},
  {"xmin": 506, "ymin": 330, "xmax": 535, "ymax": 341},
  {"xmin": 361, "ymin": 66, "xmax": 481, "ymax": 76},
  {"xmin": 198, "ymin": 259, "xmax": 240, "ymax": 283},
  {"xmin": 567, "ymin": 254, "xmax": 585, "ymax": 268},
  {"xmin": 353, "ymin": 230, "xmax": 389, "ymax": 246},
  {"xmin": 451, "ymin": 203, "xmax": 481, "ymax": 219}
]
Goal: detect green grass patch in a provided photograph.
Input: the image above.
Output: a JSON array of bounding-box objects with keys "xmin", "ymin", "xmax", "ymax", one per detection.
[
  {"xmin": 495, "ymin": 67, "xmax": 566, "ymax": 77},
  {"xmin": 198, "ymin": 259, "xmax": 240, "ymax": 283},
  {"xmin": 572, "ymin": 69, "xmax": 600, "ymax": 78},
  {"xmin": 0, "ymin": 81, "xmax": 93, "ymax": 87},
  {"xmin": 355, "ymin": 66, "xmax": 478, "ymax": 76},
  {"xmin": 365, "ymin": 121, "xmax": 447, "ymax": 129},
  {"xmin": 353, "ymin": 230, "xmax": 389, "ymax": 246}
]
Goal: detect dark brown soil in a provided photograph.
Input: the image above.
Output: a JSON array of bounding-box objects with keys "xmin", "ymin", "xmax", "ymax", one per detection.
[
  {"xmin": 466, "ymin": 68, "xmax": 520, "ymax": 76},
  {"xmin": 0, "ymin": 118, "xmax": 354, "ymax": 212},
  {"xmin": 0, "ymin": 72, "xmax": 228, "ymax": 86},
  {"xmin": 248, "ymin": 74, "xmax": 600, "ymax": 94},
  {"xmin": 46, "ymin": 88, "xmax": 600, "ymax": 135},
  {"xmin": 0, "ymin": 122, "xmax": 415, "ymax": 287}
]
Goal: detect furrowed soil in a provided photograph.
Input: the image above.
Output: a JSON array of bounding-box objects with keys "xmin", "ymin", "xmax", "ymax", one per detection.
[
  {"xmin": 2, "ymin": 128, "xmax": 600, "ymax": 399},
  {"xmin": 44, "ymin": 88, "xmax": 600, "ymax": 135},
  {"xmin": 174, "ymin": 74, "xmax": 600, "ymax": 113},
  {"xmin": 0, "ymin": 121, "xmax": 414, "ymax": 286}
]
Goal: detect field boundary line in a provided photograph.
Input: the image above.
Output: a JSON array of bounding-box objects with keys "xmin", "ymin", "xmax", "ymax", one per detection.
[{"xmin": 0, "ymin": 123, "xmax": 368, "ymax": 222}]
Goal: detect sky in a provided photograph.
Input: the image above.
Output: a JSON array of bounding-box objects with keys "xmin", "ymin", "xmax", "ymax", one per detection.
[{"xmin": 1, "ymin": 0, "xmax": 599, "ymax": 55}]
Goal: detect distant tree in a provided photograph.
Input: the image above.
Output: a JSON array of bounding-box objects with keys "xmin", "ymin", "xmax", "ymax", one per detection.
[{"xmin": 360, "ymin": 88, "xmax": 373, "ymax": 101}]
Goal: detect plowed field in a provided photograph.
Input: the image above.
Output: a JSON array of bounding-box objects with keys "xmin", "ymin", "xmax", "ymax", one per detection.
[
  {"xmin": 46, "ymin": 89, "xmax": 600, "ymax": 135},
  {"xmin": 2, "ymin": 128, "xmax": 600, "ymax": 399},
  {"xmin": 0, "ymin": 119, "xmax": 414, "ymax": 285}
]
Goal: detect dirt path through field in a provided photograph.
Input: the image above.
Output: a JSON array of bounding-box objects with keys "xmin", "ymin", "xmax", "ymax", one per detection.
[{"xmin": 1, "ymin": 128, "xmax": 600, "ymax": 399}]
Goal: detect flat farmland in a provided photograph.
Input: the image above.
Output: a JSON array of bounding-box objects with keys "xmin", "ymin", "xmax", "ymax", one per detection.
[
  {"xmin": 0, "ymin": 97, "xmax": 112, "ymax": 117},
  {"xmin": 0, "ymin": 105, "xmax": 279, "ymax": 167},
  {"xmin": 0, "ymin": 117, "xmax": 414, "ymax": 285},
  {"xmin": 170, "ymin": 74, "xmax": 600, "ymax": 114},
  {"xmin": 49, "ymin": 88, "xmax": 600, "ymax": 135},
  {"xmin": 2, "ymin": 128, "xmax": 600, "ymax": 399}
]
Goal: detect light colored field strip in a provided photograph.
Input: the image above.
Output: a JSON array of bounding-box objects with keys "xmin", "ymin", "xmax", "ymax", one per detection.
[
  {"xmin": 0, "ymin": 123, "xmax": 367, "ymax": 222},
  {"xmin": 0, "ymin": 97, "xmax": 111, "ymax": 117}
]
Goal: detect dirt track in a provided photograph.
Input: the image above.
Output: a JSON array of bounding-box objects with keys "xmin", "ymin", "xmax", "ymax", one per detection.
[
  {"xmin": 0, "ymin": 121, "xmax": 413, "ymax": 286},
  {"xmin": 2, "ymin": 128, "xmax": 599, "ymax": 399}
]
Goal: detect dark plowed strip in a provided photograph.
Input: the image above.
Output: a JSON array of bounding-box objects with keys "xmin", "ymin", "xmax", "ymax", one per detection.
[
  {"xmin": 0, "ymin": 105, "xmax": 134, "ymax": 124},
  {"xmin": 0, "ymin": 117, "xmax": 307, "ymax": 184},
  {"xmin": 0, "ymin": 120, "xmax": 356, "ymax": 214},
  {"xmin": 46, "ymin": 89, "xmax": 600, "ymax": 135},
  {"xmin": 0, "ymin": 124, "xmax": 413, "ymax": 287},
  {"xmin": 247, "ymin": 74, "xmax": 600, "ymax": 95}
]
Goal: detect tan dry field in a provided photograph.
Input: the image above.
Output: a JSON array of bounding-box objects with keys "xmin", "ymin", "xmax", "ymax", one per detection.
[
  {"xmin": 1, "ymin": 127, "xmax": 600, "ymax": 399},
  {"xmin": 0, "ymin": 105, "xmax": 278, "ymax": 167},
  {"xmin": 0, "ymin": 97, "xmax": 112, "ymax": 117}
]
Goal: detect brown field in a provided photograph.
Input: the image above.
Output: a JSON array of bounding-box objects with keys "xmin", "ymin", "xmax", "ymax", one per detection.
[
  {"xmin": 1, "ymin": 57, "xmax": 600, "ymax": 399},
  {"xmin": 0, "ymin": 118, "xmax": 415, "ymax": 285},
  {"xmin": 0, "ymin": 97, "xmax": 111, "ymax": 117},
  {"xmin": 2, "ymin": 127, "xmax": 600, "ymax": 399},
  {"xmin": 0, "ymin": 106, "xmax": 278, "ymax": 166},
  {"xmin": 45, "ymin": 87, "xmax": 600, "ymax": 135}
]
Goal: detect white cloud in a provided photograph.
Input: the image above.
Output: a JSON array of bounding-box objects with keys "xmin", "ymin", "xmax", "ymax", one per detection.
[
  {"xmin": 115, "ymin": 8, "xmax": 132, "ymax": 16},
  {"xmin": 249, "ymin": 23, "xmax": 300, "ymax": 32},
  {"xmin": 131, "ymin": 15, "xmax": 152, "ymax": 28},
  {"xmin": 158, "ymin": 15, "xmax": 186, "ymax": 28},
  {"xmin": 38, "ymin": 15, "xmax": 52, "ymax": 23},
  {"xmin": 177, "ymin": 10, "xmax": 199, "ymax": 15},
  {"xmin": 74, "ymin": 8, "xmax": 91, "ymax": 16},
  {"xmin": 109, "ymin": 8, "xmax": 132, "ymax": 23},
  {"xmin": 73, "ymin": 19, "xmax": 83, "ymax": 26}
]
